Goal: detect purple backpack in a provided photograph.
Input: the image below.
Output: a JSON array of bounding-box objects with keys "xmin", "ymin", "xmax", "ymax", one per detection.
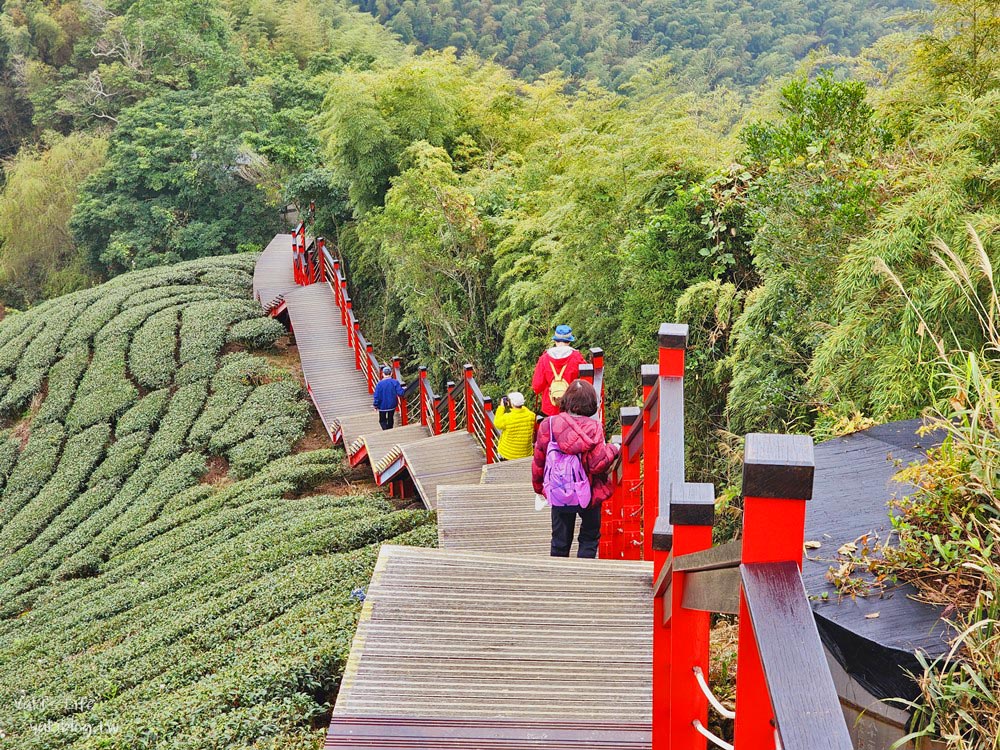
[{"xmin": 543, "ymin": 422, "xmax": 592, "ymax": 508}]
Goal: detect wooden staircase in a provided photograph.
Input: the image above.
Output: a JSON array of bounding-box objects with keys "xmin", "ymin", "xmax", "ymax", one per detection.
[{"xmin": 253, "ymin": 234, "xmax": 654, "ymax": 749}]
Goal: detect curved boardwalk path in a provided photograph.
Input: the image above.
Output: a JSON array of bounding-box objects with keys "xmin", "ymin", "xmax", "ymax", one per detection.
[{"xmin": 254, "ymin": 236, "xmax": 653, "ymax": 748}]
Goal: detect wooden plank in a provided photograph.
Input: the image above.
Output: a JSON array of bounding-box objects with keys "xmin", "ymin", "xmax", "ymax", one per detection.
[
  {"xmin": 253, "ymin": 234, "xmax": 297, "ymax": 307},
  {"xmin": 334, "ymin": 545, "xmax": 653, "ymax": 724},
  {"xmin": 437, "ymin": 485, "xmax": 555, "ymax": 555},
  {"xmin": 681, "ymin": 567, "xmax": 741, "ymax": 614},
  {"xmin": 674, "ymin": 539, "xmax": 742, "ymax": 572},
  {"xmin": 325, "ymin": 716, "xmax": 651, "ymax": 749},
  {"xmin": 481, "ymin": 457, "xmax": 533, "ymax": 485},
  {"xmin": 741, "ymin": 561, "xmax": 853, "ymax": 750}
]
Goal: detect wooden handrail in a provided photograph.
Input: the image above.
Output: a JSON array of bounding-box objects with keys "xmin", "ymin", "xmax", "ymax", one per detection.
[{"xmin": 741, "ymin": 562, "xmax": 853, "ymax": 749}]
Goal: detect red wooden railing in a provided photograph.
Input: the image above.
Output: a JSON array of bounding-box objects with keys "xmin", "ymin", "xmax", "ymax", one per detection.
[
  {"xmin": 308, "ymin": 229, "xmax": 602, "ymax": 464},
  {"xmin": 604, "ymin": 324, "xmax": 852, "ymax": 750}
]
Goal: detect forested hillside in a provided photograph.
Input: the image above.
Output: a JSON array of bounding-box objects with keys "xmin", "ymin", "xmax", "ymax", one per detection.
[
  {"xmin": 349, "ymin": 0, "xmax": 928, "ymax": 89},
  {"xmin": 0, "ymin": 255, "xmax": 435, "ymax": 748}
]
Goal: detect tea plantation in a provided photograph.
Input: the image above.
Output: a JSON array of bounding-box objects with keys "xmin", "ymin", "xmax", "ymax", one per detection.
[{"xmin": 0, "ymin": 255, "xmax": 435, "ymax": 749}]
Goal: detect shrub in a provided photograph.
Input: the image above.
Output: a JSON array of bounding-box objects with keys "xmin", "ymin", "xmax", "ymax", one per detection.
[
  {"xmin": 227, "ymin": 317, "xmax": 286, "ymax": 349},
  {"xmin": 65, "ymin": 337, "xmax": 138, "ymax": 433},
  {"xmin": 115, "ymin": 390, "xmax": 171, "ymax": 438},
  {"xmin": 0, "ymin": 254, "xmax": 432, "ymax": 750},
  {"xmin": 129, "ymin": 307, "xmax": 179, "ymax": 389},
  {"xmin": 33, "ymin": 346, "xmax": 91, "ymax": 427}
]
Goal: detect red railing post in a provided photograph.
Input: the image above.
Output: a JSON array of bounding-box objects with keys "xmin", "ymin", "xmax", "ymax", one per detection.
[
  {"xmin": 394, "ymin": 357, "xmax": 408, "ymax": 426},
  {"xmin": 365, "ymin": 344, "xmax": 375, "ymax": 393},
  {"xmin": 446, "ymin": 381, "xmax": 457, "ymax": 432},
  {"xmin": 733, "ymin": 433, "xmax": 815, "ymax": 749},
  {"xmin": 618, "ymin": 406, "xmax": 642, "ymax": 560},
  {"xmin": 665, "ymin": 483, "xmax": 714, "ymax": 750},
  {"xmin": 591, "ymin": 347, "xmax": 605, "ymax": 422},
  {"xmin": 649, "ymin": 323, "xmax": 688, "ymax": 750},
  {"xmin": 464, "ymin": 364, "xmax": 474, "ymax": 434},
  {"xmin": 317, "ymin": 237, "xmax": 326, "ymax": 281},
  {"xmin": 332, "ymin": 258, "xmax": 342, "ymax": 307},
  {"xmin": 641, "ymin": 363, "xmax": 659, "ymax": 561},
  {"xmin": 353, "ymin": 322, "xmax": 362, "ymax": 371},
  {"xmin": 345, "ymin": 299, "xmax": 354, "ymax": 343},
  {"xmin": 483, "ymin": 397, "xmax": 495, "ymax": 464},
  {"xmin": 340, "ymin": 280, "xmax": 349, "ymax": 326},
  {"xmin": 418, "ymin": 367, "xmax": 429, "ymax": 428},
  {"xmin": 579, "ymin": 362, "xmax": 594, "ymax": 385},
  {"xmin": 432, "ymin": 394, "xmax": 443, "ymax": 435},
  {"xmin": 305, "ymin": 238, "xmax": 313, "ymax": 284}
]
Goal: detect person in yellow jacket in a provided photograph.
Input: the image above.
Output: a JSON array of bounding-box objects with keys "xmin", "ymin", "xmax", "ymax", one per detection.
[{"xmin": 494, "ymin": 391, "xmax": 536, "ymax": 460}]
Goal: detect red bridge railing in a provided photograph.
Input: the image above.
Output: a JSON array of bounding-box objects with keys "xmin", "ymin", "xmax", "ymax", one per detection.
[
  {"xmin": 604, "ymin": 325, "xmax": 852, "ymax": 750},
  {"xmin": 303, "ymin": 230, "xmax": 606, "ymax": 466}
]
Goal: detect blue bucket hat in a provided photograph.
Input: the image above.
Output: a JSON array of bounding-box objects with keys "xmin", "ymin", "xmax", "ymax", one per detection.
[{"xmin": 552, "ymin": 324, "xmax": 575, "ymax": 342}]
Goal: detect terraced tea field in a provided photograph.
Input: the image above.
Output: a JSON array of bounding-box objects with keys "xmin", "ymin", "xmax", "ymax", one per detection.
[{"xmin": 0, "ymin": 254, "xmax": 435, "ymax": 749}]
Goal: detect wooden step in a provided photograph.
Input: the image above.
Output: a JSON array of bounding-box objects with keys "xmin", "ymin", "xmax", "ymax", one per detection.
[
  {"xmin": 436, "ymin": 484, "xmax": 558, "ymax": 555},
  {"xmin": 325, "ymin": 716, "xmax": 650, "ymax": 749},
  {"xmin": 400, "ymin": 432, "xmax": 485, "ymax": 509},
  {"xmin": 347, "ymin": 422, "xmax": 432, "ymax": 476},
  {"xmin": 333, "ymin": 545, "xmax": 652, "ymax": 723},
  {"xmin": 481, "ymin": 457, "xmax": 533, "ymax": 484}
]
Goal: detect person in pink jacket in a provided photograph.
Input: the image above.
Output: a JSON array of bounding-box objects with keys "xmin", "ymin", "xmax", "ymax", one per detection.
[
  {"xmin": 531, "ymin": 324, "xmax": 587, "ymax": 416},
  {"xmin": 532, "ymin": 380, "xmax": 620, "ymax": 558}
]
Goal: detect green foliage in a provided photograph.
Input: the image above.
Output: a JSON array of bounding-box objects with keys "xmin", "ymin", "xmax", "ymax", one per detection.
[
  {"xmin": 69, "ymin": 89, "xmax": 283, "ymax": 275},
  {"xmin": 349, "ymin": 0, "xmax": 925, "ymax": 90},
  {"xmin": 129, "ymin": 308, "xmax": 178, "ymax": 390},
  {"xmin": 227, "ymin": 316, "xmax": 286, "ymax": 349},
  {"xmin": 0, "ymin": 132, "xmax": 108, "ymax": 306},
  {"xmin": 864, "ymin": 235, "xmax": 1000, "ymax": 748}
]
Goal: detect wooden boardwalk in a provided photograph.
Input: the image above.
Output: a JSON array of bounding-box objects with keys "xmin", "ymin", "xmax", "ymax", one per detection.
[
  {"xmin": 255, "ymin": 240, "xmax": 652, "ymax": 748},
  {"xmin": 333, "ymin": 545, "xmax": 652, "ymax": 720},
  {"xmin": 283, "ymin": 284, "xmax": 376, "ymax": 440},
  {"xmin": 253, "ymin": 233, "xmax": 298, "ymax": 310},
  {"xmin": 481, "ymin": 456, "xmax": 533, "ymax": 484},
  {"xmin": 437, "ymin": 484, "xmax": 558, "ymax": 555}
]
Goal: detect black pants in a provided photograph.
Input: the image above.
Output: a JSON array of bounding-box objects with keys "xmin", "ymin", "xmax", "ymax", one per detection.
[
  {"xmin": 551, "ymin": 504, "xmax": 601, "ymax": 558},
  {"xmin": 378, "ymin": 410, "xmax": 394, "ymax": 430}
]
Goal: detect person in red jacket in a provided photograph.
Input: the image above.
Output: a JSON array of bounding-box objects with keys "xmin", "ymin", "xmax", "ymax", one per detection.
[
  {"xmin": 532, "ymin": 380, "xmax": 620, "ymax": 558},
  {"xmin": 531, "ymin": 324, "xmax": 587, "ymax": 416}
]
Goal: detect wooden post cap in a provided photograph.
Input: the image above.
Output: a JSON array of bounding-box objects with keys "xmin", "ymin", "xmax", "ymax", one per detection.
[
  {"xmin": 652, "ymin": 515, "xmax": 674, "ymax": 552},
  {"xmin": 579, "ymin": 363, "xmax": 595, "ymax": 377},
  {"xmin": 658, "ymin": 323, "xmax": 689, "ymax": 349},
  {"xmin": 418, "ymin": 365, "xmax": 427, "ymax": 374},
  {"xmin": 620, "ymin": 406, "xmax": 641, "ymax": 425},
  {"xmin": 641, "ymin": 364, "xmax": 658, "ymax": 386},
  {"xmin": 669, "ymin": 482, "xmax": 716, "ymax": 527},
  {"xmin": 590, "ymin": 347, "xmax": 604, "ymax": 357},
  {"xmin": 463, "ymin": 363, "xmax": 474, "ymax": 373},
  {"xmin": 742, "ymin": 433, "xmax": 815, "ymax": 500},
  {"xmin": 446, "ymin": 380, "xmax": 455, "ymax": 389}
]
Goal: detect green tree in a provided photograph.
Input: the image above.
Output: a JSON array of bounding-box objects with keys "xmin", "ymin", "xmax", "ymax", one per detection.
[
  {"xmin": 0, "ymin": 131, "xmax": 108, "ymax": 306},
  {"xmin": 69, "ymin": 89, "xmax": 283, "ymax": 274}
]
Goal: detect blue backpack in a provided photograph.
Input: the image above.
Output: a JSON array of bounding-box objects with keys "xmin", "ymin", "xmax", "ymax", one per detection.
[{"xmin": 542, "ymin": 422, "xmax": 593, "ymax": 508}]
